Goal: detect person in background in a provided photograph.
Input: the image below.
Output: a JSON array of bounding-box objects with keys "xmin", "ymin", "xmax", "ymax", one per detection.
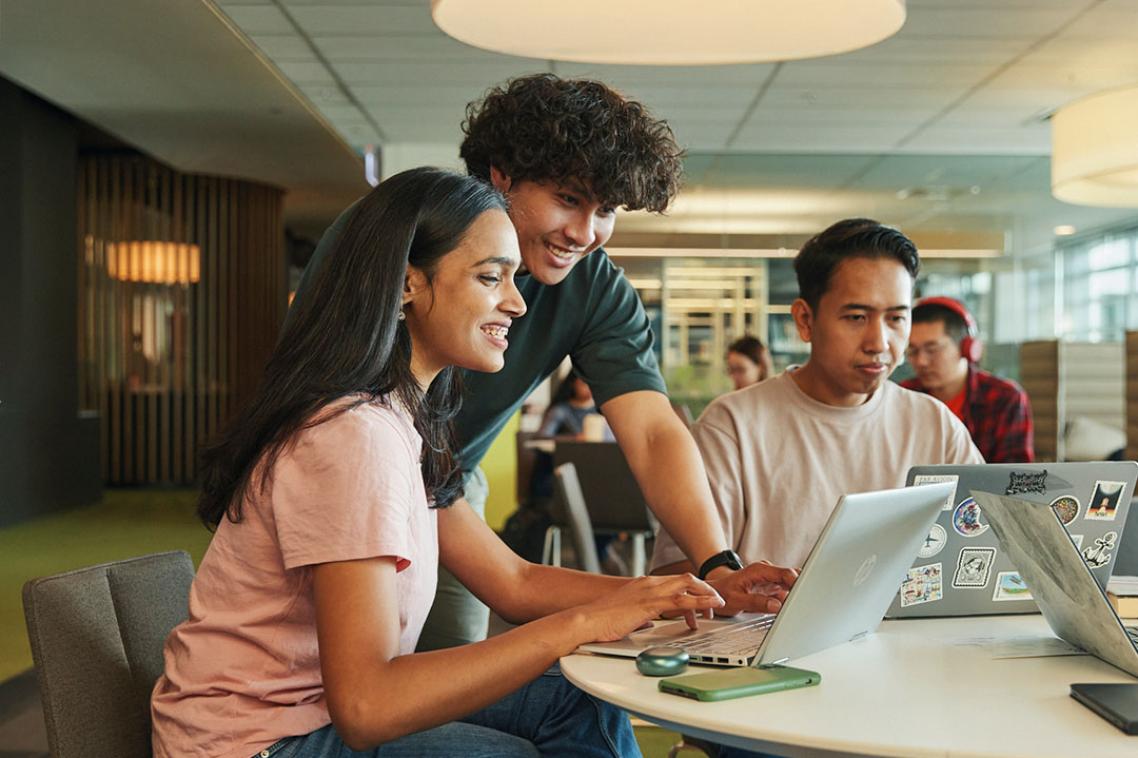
[
  {"xmin": 725, "ymin": 335, "xmax": 774, "ymax": 391},
  {"xmin": 902, "ymin": 297, "xmax": 1034, "ymax": 463},
  {"xmin": 539, "ymin": 369, "xmax": 599, "ymax": 437},
  {"xmin": 653, "ymin": 219, "xmax": 983, "ymax": 576},
  {"xmin": 296, "ymin": 74, "xmax": 797, "ymax": 652},
  {"xmin": 152, "ymin": 169, "xmax": 746, "ymax": 758}
]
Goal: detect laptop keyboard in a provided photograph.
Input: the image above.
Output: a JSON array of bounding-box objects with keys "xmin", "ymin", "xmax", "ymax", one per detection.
[{"xmin": 660, "ymin": 615, "xmax": 776, "ymax": 657}]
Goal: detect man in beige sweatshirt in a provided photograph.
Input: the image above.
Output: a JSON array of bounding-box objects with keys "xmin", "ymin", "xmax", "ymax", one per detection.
[{"xmin": 653, "ymin": 218, "xmax": 983, "ymax": 572}]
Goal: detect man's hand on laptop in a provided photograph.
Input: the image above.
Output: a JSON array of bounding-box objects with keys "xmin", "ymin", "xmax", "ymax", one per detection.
[{"xmin": 706, "ymin": 560, "xmax": 798, "ymax": 616}]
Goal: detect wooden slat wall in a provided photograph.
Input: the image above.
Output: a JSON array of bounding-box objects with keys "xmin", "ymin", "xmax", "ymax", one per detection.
[
  {"xmin": 77, "ymin": 154, "xmax": 285, "ymax": 485},
  {"xmin": 1128, "ymin": 332, "xmax": 1138, "ymax": 461},
  {"xmin": 1019, "ymin": 340, "xmax": 1125, "ymax": 463},
  {"xmin": 1020, "ymin": 340, "xmax": 1061, "ymax": 462}
]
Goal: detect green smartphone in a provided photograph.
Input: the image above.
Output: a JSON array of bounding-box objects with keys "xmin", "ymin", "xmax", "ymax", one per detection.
[{"xmin": 658, "ymin": 665, "xmax": 820, "ymax": 702}]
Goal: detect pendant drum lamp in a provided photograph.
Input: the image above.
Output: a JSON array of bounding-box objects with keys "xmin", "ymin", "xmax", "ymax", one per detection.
[
  {"xmin": 1052, "ymin": 85, "xmax": 1138, "ymax": 207},
  {"xmin": 431, "ymin": 0, "xmax": 907, "ymax": 66}
]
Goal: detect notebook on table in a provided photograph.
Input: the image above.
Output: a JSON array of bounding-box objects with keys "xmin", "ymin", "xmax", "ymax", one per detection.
[
  {"xmin": 887, "ymin": 462, "xmax": 1138, "ymax": 618},
  {"xmin": 579, "ymin": 482, "xmax": 954, "ymax": 667}
]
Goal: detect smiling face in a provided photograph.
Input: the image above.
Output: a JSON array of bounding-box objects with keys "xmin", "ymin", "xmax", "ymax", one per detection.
[
  {"xmin": 791, "ymin": 256, "xmax": 913, "ymax": 406},
  {"xmin": 490, "ymin": 168, "xmax": 616, "ymax": 286},
  {"xmin": 402, "ymin": 209, "xmax": 526, "ymax": 384}
]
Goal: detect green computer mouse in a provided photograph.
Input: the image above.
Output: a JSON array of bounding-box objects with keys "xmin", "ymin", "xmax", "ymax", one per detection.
[{"xmin": 636, "ymin": 647, "xmax": 690, "ymax": 677}]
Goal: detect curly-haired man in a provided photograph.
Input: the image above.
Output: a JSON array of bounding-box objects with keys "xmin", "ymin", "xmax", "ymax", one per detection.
[{"xmin": 298, "ymin": 74, "xmax": 794, "ymax": 651}]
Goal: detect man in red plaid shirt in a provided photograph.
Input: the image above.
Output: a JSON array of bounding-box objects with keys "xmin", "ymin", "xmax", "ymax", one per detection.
[{"xmin": 901, "ymin": 297, "xmax": 1034, "ymax": 463}]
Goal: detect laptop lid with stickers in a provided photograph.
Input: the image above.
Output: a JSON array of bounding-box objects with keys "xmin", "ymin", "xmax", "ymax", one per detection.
[
  {"xmin": 973, "ymin": 490, "xmax": 1138, "ymax": 678},
  {"xmin": 886, "ymin": 462, "xmax": 1138, "ymax": 618}
]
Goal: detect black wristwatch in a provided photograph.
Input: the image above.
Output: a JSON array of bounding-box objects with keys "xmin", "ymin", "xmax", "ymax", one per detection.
[{"xmin": 697, "ymin": 549, "xmax": 743, "ymax": 580}]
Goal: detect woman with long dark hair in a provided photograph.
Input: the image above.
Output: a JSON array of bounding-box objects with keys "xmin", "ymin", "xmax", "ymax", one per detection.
[{"xmin": 151, "ymin": 168, "xmax": 730, "ymax": 758}]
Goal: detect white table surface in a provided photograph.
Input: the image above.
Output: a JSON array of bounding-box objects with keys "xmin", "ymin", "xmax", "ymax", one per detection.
[{"xmin": 561, "ymin": 616, "xmax": 1138, "ymax": 757}]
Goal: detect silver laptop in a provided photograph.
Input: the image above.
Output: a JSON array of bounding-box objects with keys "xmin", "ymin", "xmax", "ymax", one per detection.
[
  {"xmin": 973, "ymin": 490, "xmax": 1138, "ymax": 678},
  {"xmin": 579, "ymin": 483, "xmax": 953, "ymax": 667},
  {"xmin": 889, "ymin": 462, "xmax": 1138, "ymax": 618}
]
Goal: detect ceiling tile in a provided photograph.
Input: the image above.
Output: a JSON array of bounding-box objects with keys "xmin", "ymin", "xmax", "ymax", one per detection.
[
  {"xmin": 287, "ymin": 4, "xmax": 438, "ymax": 35},
  {"xmin": 900, "ymin": 5, "xmax": 1088, "ymax": 38},
  {"xmin": 217, "ymin": 5, "xmax": 294, "ymax": 34},
  {"xmin": 897, "ymin": 126, "xmax": 1050, "ymax": 154},
  {"xmin": 276, "ymin": 60, "xmax": 338, "ymax": 85},
  {"xmin": 314, "ymin": 34, "xmax": 529, "ymax": 63},
  {"xmin": 249, "ymin": 34, "xmax": 315, "ymax": 61},
  {"xmin": 331, "ymin": 61, "xmax": 536, "ymax": 86},
  {"xmin": 776, "ymin": 61, "xmax": 998, "ymax": 88}
]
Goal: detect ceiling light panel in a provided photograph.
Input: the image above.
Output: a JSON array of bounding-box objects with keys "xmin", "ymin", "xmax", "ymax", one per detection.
[{"xmin": 432, "ymin": 0, "xmax": 905, "ymax": 66}]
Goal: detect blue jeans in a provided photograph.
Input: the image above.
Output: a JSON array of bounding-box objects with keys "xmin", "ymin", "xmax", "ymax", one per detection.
[{"xmin": 259, "ymin": 666, "xmax": 640, "ymax": 757}]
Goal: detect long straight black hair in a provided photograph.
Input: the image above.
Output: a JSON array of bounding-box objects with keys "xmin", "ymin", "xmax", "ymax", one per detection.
[{"xmin": 197, "ymin": 168, "xmax": 508, "ymax": 528}]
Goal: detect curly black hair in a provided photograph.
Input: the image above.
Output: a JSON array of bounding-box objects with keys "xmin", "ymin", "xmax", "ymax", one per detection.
[{"xmin": 460, "ymin": 73, "xmax": 684, "ymax": 213}]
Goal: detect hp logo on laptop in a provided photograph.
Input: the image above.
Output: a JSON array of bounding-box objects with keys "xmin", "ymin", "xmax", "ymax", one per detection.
[{"xmin": 853, "ymin": 554, "xmax": 878, "ymax": 587}]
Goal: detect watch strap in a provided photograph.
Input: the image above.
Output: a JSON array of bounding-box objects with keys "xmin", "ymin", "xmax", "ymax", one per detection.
[{"xmin": 697, "ymin": 549, "xmax": 743, "ymax": 580}]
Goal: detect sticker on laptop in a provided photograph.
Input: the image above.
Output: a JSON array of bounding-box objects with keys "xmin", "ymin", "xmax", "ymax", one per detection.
[
  {"xmin": 1085, "ymin": 481, "xmax": 1126, "ymax": 521},
  {"xmin": 900, "ymin": 563, "xmax": 943, "ymax": 607},
  {"xmin": 1005, "ymin": 470, "xmax": 1048, "ymax": 496},
  {"xmin": 1083, "ymin": 531, "xmax": 1118, "ymax": 569},
  {"xmin": 913, "ymin": 475, "xmax": 959, "ymax": 510},
  {"xmin": 1049, "ymin": 495, "xmax": 1080, "ymax": 526},
  {"xmin": 1070, "ymin": 534, "xmax": 1084, "ymax": 549},
  {"xmin": 952, "ymin": 547, "xmax": 996, "ymax": 589},
  {"xmin": 992, "ymin": 571, "xmax": 1032, "ymax": 602},
  {"xmin": 952, "ymin": 497, "xmax": 989, "ymax": 537},
  {"xmin": 917, "ymin": 524, "xmax": 948, "ymax": 559}
]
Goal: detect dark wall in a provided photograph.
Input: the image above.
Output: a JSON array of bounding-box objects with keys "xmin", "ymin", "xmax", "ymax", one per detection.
[{"xmin": 0, "ymin": 76, "xmax": 101, "ymax": 526}]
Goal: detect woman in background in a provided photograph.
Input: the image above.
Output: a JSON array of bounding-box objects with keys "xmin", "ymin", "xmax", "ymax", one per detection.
[
  {"xmin": 151, "ymin": 168, "xmax": 746, "ymax": 758},
  {"xmin": 539, "ymin": 370, "xmax": 600, "ymax": 438},
  {"xmin": 725, "ymin": 334, "xmax": 774, "ymax": 391}
]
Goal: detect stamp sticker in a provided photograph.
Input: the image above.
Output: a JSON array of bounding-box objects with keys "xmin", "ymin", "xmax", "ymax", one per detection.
[
  {"xmin": 914, "ymin": 475, "xmax": 959, "ymax": 510},
  {"xmin": 1070, "ymin": 534, "xmax": 1084, "ymax": 549},
  {"xmin": 1085, "ymin": 481, "xmax": 1126, "ymax": 521},
  {"xmin": 952, "ymin": 497, "xmax": 989, "ymax": 537},
  {"xmin": 1082, "ymin": 531, "xmax": 1118, "ymax": 568},
  {"xmin": 917, "ymin": 524, "xmax": 948, "ymax": 558},
  {"xmin": 901, "ymin": 563, "xmax": 943, "ymax": 607},
  {"xmin": 992, "ymin": 571, "xmax": 1032, "ymax": 602},
  {"xmin": 953, "ymin": 547, "xmax": 997, "ymax": 588},
  {"xmin": 1049, "ymin": 495, "xmax": 1080, "ymax": 526}
]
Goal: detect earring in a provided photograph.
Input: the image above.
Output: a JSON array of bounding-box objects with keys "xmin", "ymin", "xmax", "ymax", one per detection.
[{"xmin": 398, "ymin": 308, "xmax": 406, "ymax": 321}]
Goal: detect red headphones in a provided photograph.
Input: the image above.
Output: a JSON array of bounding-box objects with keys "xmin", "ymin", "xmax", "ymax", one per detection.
[{"xmin": 915, "ymin": 296, "xmax": 982, "ymax": 363}]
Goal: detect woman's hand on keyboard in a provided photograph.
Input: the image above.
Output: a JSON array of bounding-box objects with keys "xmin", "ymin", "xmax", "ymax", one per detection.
[
  {"xmin": 708, "ymin": 561, "xmax": 798, "ymax": 616},
  {"xmin": 577, "ymin": 574, "xmax": 724, "ymax": 643}
]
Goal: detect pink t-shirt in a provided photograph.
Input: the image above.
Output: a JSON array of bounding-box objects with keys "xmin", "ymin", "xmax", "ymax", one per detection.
[{"xmin": 151, "ymin": 397, "xmax": 438, "ymax": 758}]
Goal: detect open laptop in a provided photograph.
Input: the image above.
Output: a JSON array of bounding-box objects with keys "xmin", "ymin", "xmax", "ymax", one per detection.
[
  {"xmin": 888, "ymin": 462, "xmax": 1138, "ymax": 618},
  {"xmin": 579, "ymin": 482, "xmax": 953, "ymax": 667},
  {"xmin": 973, "ymin": 490, "xmax": 1138, "ymax": 678}
]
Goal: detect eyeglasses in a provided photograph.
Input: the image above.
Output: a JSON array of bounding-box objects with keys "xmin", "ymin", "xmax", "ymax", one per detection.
[{"xmin": 905, "ymin": 339, "xmax": 953, "ymax": 361}]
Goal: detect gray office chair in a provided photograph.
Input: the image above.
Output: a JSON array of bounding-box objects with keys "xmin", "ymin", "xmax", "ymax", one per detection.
[
  {"xmin": 551, "ymin": 442, "xmax": 657, "ymax": 576},
  {"xmin": 542, "ymin": 463, "xmax": 603, "ymax": 574},
  {"xmin": 22, "ymin": 550, "xmax": 195, "ymax": 758}
]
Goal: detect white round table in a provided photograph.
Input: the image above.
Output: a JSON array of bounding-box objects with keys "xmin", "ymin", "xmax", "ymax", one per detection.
[{"xmin": 561, "ymin": 616, "xmax": 1137, "ymax": 757}]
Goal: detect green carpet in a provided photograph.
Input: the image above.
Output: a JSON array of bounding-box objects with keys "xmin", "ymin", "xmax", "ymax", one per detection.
[{"xmin": 0, "ymin": 488, "xmax": 213, "ymax": 682}]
